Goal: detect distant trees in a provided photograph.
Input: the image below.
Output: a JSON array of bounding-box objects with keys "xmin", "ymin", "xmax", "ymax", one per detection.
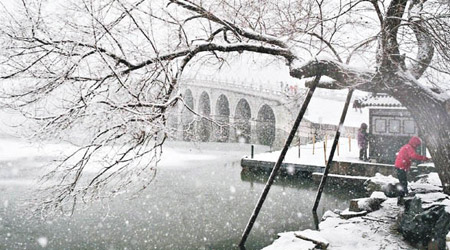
[{"xmin": 0, "ymin": 0, "xmax": 449, "ymax": 213}]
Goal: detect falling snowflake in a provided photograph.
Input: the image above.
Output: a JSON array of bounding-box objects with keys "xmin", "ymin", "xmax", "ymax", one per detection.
[
  {"xmin": 287, "ymin": 166, "xmax": 295, "ymax": 175},
  {"xmin": 37, "ymin": 237, "xmax": 48, "ymax": 248}
]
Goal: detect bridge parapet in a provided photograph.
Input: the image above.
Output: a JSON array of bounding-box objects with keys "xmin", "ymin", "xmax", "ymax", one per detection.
[{"xmin": 180, "ymin": 76, "xmax": 305, "ymax": 103}]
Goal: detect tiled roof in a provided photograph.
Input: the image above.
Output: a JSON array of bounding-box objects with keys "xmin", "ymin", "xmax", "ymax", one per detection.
[{"xmin": 360, "ymin": 93, "xmax": 403, "ymax": 108}]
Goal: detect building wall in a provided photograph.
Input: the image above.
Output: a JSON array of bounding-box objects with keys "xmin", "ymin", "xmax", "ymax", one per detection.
[{"xmin": 368, "ymin": 108, "xmax": 423, "ymax": 164}]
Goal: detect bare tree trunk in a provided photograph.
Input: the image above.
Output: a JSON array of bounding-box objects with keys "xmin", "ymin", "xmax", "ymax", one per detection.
[{"xmin": 390, "ymin": 87, "xmax": 450, "ymax": 194}]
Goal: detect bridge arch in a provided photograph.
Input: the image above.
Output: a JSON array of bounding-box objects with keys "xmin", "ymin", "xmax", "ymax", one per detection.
[
  {"xmin": 215, "ymin": 94, "xmax": 230, "ymax": 142},
  {"xmin": 176, "ymin": 79, "xmax": 308, "ymax": 147},
  {"xmin": 181, "ymin": 89, "xmax": 195, "ymax": 141},
  {"xmin": 256, "ymin": 104, "xmax": 276, "ymax": 146},
  {"xmin": 235, "ymin": 98, "xmax": 252, "ymax": 143},
  {"xmin": 198, "ymin": 91, "xmax": 212, "ymax": 142}
]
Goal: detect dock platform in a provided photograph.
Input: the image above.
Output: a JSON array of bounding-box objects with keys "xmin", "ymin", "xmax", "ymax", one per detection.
[
  {"xmin": 241, "ymin": 156, "xmax": 434, "ymax": 185},
  {"xmin": 241, "ymin": 156, "xmax": 395, "ymax": 176},
  {"xmin": 241, "ymin": 157, "xmax": 324, "ymax": 175}
]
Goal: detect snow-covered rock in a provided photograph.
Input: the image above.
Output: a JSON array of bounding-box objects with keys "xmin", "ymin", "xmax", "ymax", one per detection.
[
  {"xmin": 410, "ymin": 172, "xmax": 443, "ymax": 193},
  {"xmin": 364, "ymin": 172, "xmax": 443, "ymax": 196},
  {"xmin": 321, "ymin": 210, "xmax": 339, "ymax": 220},
  {"xmin": 364, "ymin": 173, "xmax": 399, "ymax": 195},
  {"xmin": 349, "ymin": 193, "xmax": 387, "ymax": 212},
  {"xmin": 264, "ymin": 196, "xmax": 414, "ymax": 249}
]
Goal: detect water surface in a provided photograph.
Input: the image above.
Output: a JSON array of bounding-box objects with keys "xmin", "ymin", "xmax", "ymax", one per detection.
[{"xmin": 0, "ymin": 141, "xmax": 363, "ymax": 249}]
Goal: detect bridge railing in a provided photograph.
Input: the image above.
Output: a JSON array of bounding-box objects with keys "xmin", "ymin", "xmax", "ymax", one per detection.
[{"xmin": 180, "ymin": 76, "xmax": 306, "ymax": 100}]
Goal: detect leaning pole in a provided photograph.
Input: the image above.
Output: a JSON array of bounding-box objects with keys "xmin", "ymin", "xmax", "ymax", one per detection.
[
  {"xmin": 238, "ymin": 74, "xmax": 321, "ymax": 248},
  {"xmin": 312, "ymin": 88, "xmax": 354, "ymax": 212}
]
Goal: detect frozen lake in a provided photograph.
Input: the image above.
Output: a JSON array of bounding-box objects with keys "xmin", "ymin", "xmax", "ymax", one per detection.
[{"xmin": 0, "ymin": 140, "xmax": 363, "ymax": 249}]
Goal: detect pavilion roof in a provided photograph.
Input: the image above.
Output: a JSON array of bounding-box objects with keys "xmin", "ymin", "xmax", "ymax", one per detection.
[{"xmin": 360, "ymin": 93, "xmax": 403, "ymax": 108}]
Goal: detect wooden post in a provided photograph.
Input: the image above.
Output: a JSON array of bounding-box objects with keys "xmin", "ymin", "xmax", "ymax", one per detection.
[
  {"xmin": 313, "ymin": 89, "xmax": 354, "ymax": 212},
  {"xmin": 312, "ymin": 135, "xmax": 316, "ymax": 155},
  {"xmin": 239, "ymin": 75, "xmax": 321, "ymax": 248},
  {"xmin": 337, "ymin": 141, "xmax": 340, "ymax": 156},
  {"xmin": 251, "ymin": 144, "xmax": 254, "ymax": 159},
  {"xmin": 349, "ymin": 135, "xmax": 351, "ymax": 152},
  {"xmin": 298, "ymin": 136, "xmax": 301, "ymax": 158},
  {"xmin": 323, "ymin": 141, "xmax": 327, "ymax": 165},
  {"xmin": 312, "ymin": 211, "xmax": 320, "ymax": 230}
]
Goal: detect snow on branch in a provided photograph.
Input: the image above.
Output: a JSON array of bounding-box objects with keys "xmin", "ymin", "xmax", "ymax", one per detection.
[
  {"xmin": 126, "ymin": 42, "xmax": 295, "ymax": 76},
  {"xmin": 168, "ymin": 0, "xmax": 289, "ymax": 49},
  {"xmin": 290, "ymin": 58, "xmax": 377, "ymax": 91}
]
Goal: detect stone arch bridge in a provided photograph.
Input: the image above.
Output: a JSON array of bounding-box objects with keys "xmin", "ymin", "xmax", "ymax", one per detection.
[{"xmin": 169, "ymin": 77, "xmax": 314, "ymax": 147}]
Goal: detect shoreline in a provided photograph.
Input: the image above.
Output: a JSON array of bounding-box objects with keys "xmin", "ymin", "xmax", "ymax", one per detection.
[{"xmin": 262, "ymin": 172, "xmax": 449, "ymax": 250}]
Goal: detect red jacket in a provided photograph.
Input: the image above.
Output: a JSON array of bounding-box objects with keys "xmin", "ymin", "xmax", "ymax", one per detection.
[{"xmin": 395, "ymin": 136, "xmax": 428, "ymax": 171}]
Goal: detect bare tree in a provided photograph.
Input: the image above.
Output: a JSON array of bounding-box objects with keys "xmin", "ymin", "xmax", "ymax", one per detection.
[{"xmin": 0, "ymin": 0, "xmax": 449, "ymax": 213}]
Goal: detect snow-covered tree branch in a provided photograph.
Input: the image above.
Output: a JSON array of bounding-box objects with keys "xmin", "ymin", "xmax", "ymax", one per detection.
[{"xmin": 1, "ymin": 0, "xmax": 450, "ymax": 212}]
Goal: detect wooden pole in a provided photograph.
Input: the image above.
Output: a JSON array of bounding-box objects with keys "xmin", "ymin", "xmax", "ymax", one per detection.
[
  {"xmin": 323, "ymin": 141, "xmax": 327, "ymax": 165},
  {"xmin": 312, "ymin": 89, "xmax": 354, "ymax": 212},
  {"xmin": 312, "ymin": 211, "xmax": 320, "ymax": 230},
  {"xmin": 312, "ymin": 135, "xmax": 315, "ymax": 155},
  {"xmin": 349, "ymin": 135, "xmax": 351, "ymax": 152},
  {"xmin": 337, "ymin": 141, "xmax": 340, "ymax": 156},
  {"xmin": 239, "ymin": 75, "xmax": 321, "ymax": 248},
  {"xmin": 298, "ymin": 136, "xmax": 301, "ymax": 158}
]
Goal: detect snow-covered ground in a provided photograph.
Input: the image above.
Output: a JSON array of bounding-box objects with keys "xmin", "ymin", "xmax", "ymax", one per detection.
[
  {"xmin": 305, "ymin": 89, "xmax": 369, "ymax": 128},
  {"xmin": 264, "ymin": 197, "xmax": 408, "ymax": 250},
  {"xmin": 263, "ymin": 172, "xmax": 448, "ymax": 250},
  {"xmin": 248, "ymin": 137, "xmax": 391, "ymax": 167}
]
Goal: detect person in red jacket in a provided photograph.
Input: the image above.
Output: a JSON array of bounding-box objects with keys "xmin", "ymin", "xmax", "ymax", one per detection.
[{"xmin": 395, "ymin": 136, "xmax": 430, "ymax": 197}]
